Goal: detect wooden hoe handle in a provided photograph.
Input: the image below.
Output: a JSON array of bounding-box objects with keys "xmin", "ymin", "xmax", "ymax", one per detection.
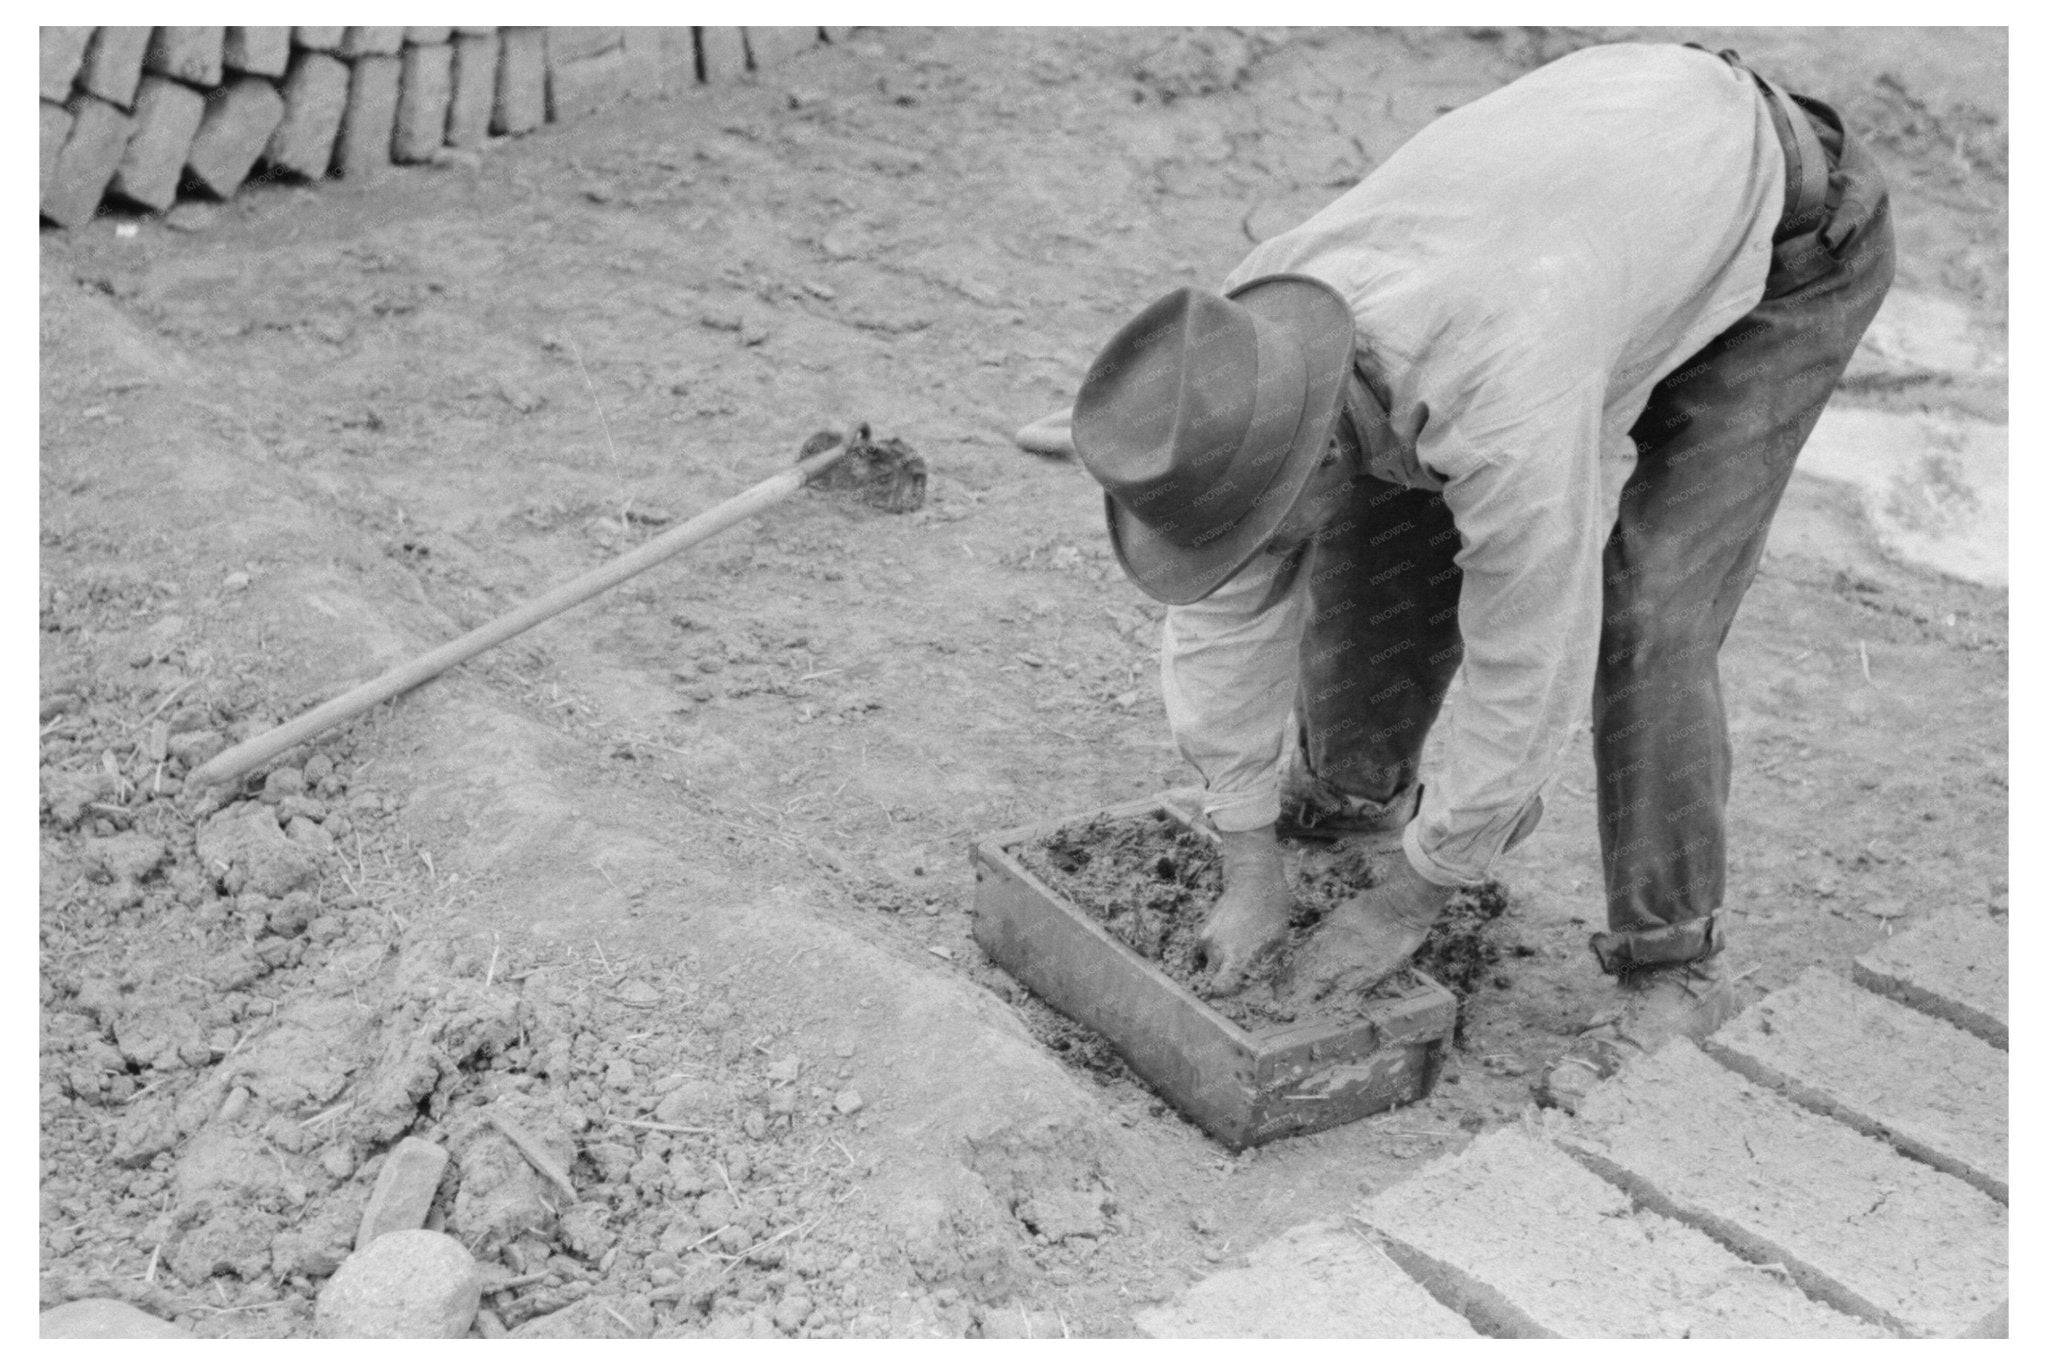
[{"xmin": 187, "ymin": 444, "xmax": 853, "ymax": 791}]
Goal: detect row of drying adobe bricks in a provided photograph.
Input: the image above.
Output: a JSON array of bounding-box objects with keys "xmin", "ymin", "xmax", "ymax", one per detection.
[
  {"xmin": 39, "ymin": 26, "xmax": 843, "ymax": 230},
  {"xmin": 1351, "ymin": 911, "xmax": 2011, "ymax": 1338},
  {"xmin": 1145, "ymin": 909, "xmax": 2010, "ymax": 1337}
]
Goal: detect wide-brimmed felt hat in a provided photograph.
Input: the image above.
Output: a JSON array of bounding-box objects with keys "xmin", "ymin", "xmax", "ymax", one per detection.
[{"xmin": 1072, "ymin": 274, "xmax": 1355, "ymax": 605}]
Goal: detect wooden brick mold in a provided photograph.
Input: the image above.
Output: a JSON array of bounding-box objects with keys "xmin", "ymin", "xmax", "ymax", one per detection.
[{"xmin": 971, "ymin": 798, "xmax": 1456, "ymax": 1149}]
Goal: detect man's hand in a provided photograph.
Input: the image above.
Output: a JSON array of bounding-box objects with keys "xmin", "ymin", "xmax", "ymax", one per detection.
[
  {"xmin": 1195, "ymin": 826, "xmax": 1294, "ymax": 995},
  {"xmin": 1284, "ymin": 852, "xmax": 1454, "ymax": 1002}
]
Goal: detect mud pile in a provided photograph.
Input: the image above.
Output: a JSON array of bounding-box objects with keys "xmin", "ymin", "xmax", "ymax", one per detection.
[{"xmin": 39, "ymin": 624, "xmax": 895, "ymax": 1338}]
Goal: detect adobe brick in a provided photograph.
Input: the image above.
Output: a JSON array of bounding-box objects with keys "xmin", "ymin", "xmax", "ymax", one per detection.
[
  {"xmin": 341, "ymin": 28, "xmax": 405, "ymax": 58},
  {"xmin": 1705, "ymin": 967, "xmax": 2006, "ymax": 1202},
  {"xmin": 1136, "ymin": 1220, "xmax": 1478, "ymax": 1338},
  {"xmin": 41, "ymin": 26, "xmax": 96, "ymax": 102},
  {"xmin": 334, "ymin": 55, "xmax": 402, "ymax": 179},
  {"xmin": 264, "ymin": 51, "xmax": 349, "ymax": 180},
  {"xmin": 78, "ymin": 27, "xmax": 152, "ymax": 108},
  {"xmin": 185, "ymin": 77, "xmax": 286, "ymax": 200},
  {"xmin": 110, "ymin": 76, "xmax": 206, "ymax": 212},
  {"xmin": 40, "ymin": 101, "xmax": 74, "ymax": 203},
  {"xmin": 699, "ymin": 27, "xmax": 747, "ymax": 82},
  {"xmin": 145, "ymin": 27, "xmax": 224, "ymax": 88},
  {"xmin": 445, "ymin": 34, "xmax": 499, "ymax": 149},
  {"xmin": 43, "ymin": 94, "xmax": 131, "ymax": 228},
  {"xmin": 1853, "ymin": 909, "xmax": 2007, "ymax": 1048},
  {"xmin": 1559, "ymin": 1039, "xmax": 2007, "ymax": 1337},
  {"xmin": 492, "ymin": 28, "xmax": 547, "ymax": 136},
  {"xmin": 1362, "ymin": 1127, "xmax": 1874, "ymax": 1338},
  {"xmin": 393, "ymin": 43, "xmax": 453, "ymax": 163},
  {"xmin": 223, "ymin": 28, "xmax": 290, "ymax": 78}
]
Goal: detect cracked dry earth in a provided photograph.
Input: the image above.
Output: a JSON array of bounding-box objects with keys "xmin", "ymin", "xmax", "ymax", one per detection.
[{"xmin": 40, "ymin": 26, "xmax": 2005, "ymax": 1338}]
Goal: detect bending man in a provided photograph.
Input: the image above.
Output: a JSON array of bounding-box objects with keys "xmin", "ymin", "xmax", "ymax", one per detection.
[{"xmin": 1057, "ymin": 42, "xmax": 1893, "ymax": 1106}]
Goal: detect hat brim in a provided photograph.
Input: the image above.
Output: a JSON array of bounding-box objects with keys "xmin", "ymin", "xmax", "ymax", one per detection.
[{"xmin": 1104, "ymin": 275, "xmax": 1356, "ymax": 605}]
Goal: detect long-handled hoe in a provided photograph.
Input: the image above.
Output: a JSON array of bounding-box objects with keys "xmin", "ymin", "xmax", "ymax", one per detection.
[{"xmin": 187, "ymin": 425, "xmax": 925, "ymax": 792}]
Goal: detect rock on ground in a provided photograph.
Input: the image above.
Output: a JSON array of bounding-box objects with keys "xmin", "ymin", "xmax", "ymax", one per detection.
[
  {"xmin": 355, "ymin": 1136, "xmax": 452, "ymax": 1249},
  {"xmin": 315, "ymin": 1229, "xmax": 482, "ymax": 1339}
]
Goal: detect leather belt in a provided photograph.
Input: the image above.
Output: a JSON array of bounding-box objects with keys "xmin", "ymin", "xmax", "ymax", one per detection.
[
  {"xmin": 1692, "ymin": 45, "xmax": 1835, "ymax": 294},
  {"xmin": 1750, "ymin": 67, "xmax": 1832, "ymax": 282}
]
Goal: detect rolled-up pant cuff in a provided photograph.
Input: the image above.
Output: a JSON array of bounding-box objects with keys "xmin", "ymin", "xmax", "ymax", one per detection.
[{"xmin": 1588, "ymin": 917, "xmax": 1721, "ymax": 976}]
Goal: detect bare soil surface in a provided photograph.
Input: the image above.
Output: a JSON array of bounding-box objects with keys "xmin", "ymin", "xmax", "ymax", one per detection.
[{"xmin": 38, "ymin": 27, "xmax": 2006, "ymax": 1338}]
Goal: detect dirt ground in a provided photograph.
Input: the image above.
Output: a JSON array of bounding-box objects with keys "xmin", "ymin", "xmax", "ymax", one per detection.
[{"xmin": 37, "ymin": 27, "xmax": 2007, "ymax": 1338}]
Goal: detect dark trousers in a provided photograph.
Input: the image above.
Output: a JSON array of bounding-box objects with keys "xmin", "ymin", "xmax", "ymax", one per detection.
[{"xmin": 1296, "ymin": 91, "xmax": 1895, "ymax": 971}]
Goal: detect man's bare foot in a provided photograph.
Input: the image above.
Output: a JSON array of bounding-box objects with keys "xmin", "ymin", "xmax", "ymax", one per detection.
[
  {"xmin": 1283, "ymin": 854, "xmax": 1452, "ymax": 1003},
  {"xmin": 1196, "ymin": 826, "xmax": 1293, "ymax": 995},
  {"xmin": 1537, "ymin": 952, "xmax": 1757, "ymax": 1113}
]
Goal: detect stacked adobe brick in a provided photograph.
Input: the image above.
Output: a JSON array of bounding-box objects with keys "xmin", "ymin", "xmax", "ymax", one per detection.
[{"xmin": 40, "ymin": 26, "xmax": 842, "ymax": 229}]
